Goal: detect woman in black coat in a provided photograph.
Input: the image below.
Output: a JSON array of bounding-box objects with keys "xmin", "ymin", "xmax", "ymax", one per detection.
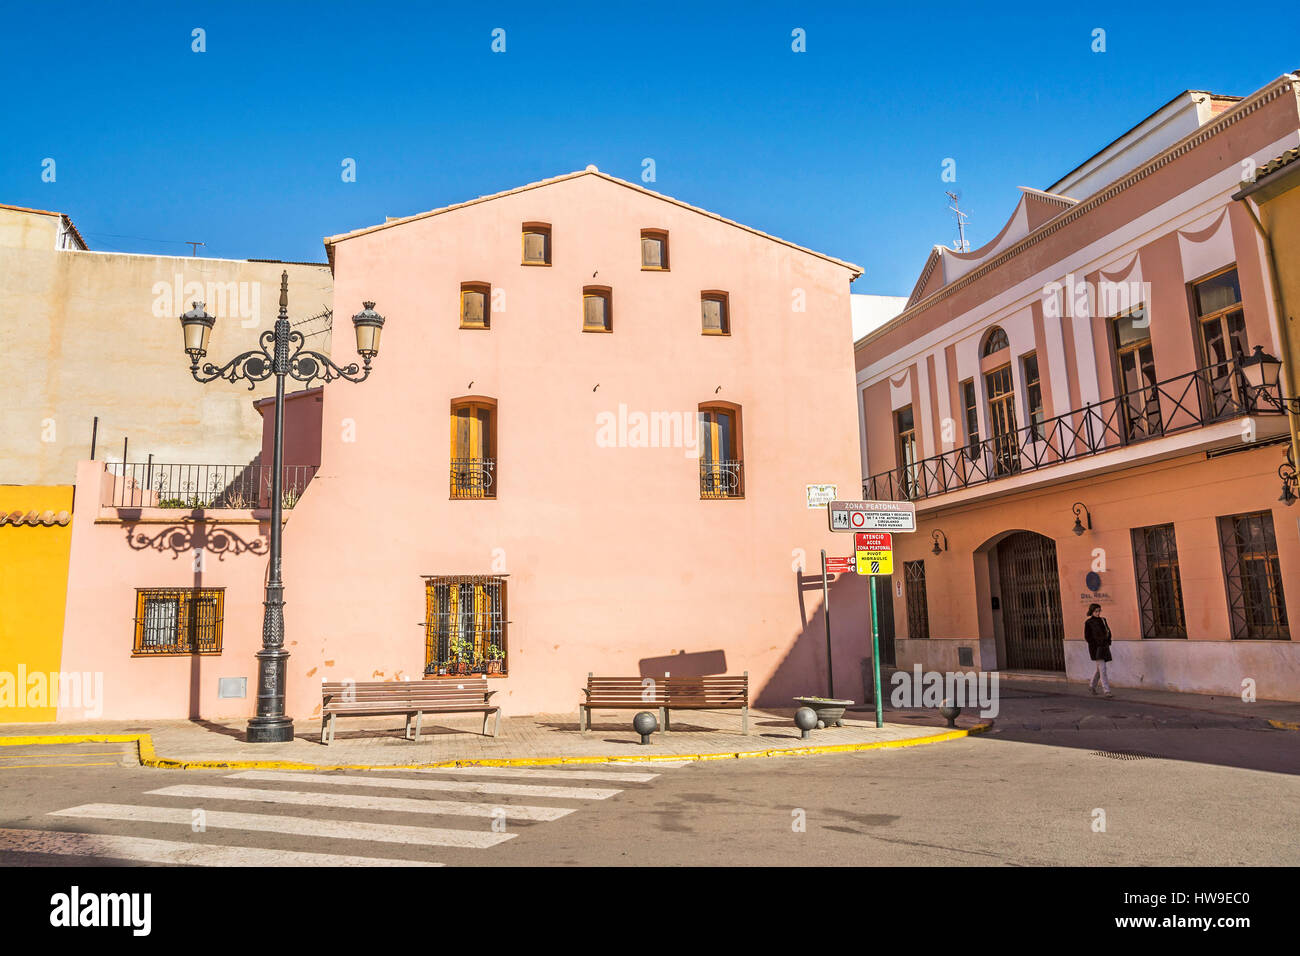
[{"xmin": 1084, "ymin": 602, "xmax": 1113, "ymax": 698}]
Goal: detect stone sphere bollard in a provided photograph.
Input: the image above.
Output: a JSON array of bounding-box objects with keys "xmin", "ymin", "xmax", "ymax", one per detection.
[
  {"xmin": 633, "ymin": 711, "xmax": 658, "ymax": 745},
  {"xmin": 938, "ymin": 698, "xmax": 962, "ymax": 729},
  {"xmin": 794, "ymin": 707, "xmax": 818, "ymax": 740}
]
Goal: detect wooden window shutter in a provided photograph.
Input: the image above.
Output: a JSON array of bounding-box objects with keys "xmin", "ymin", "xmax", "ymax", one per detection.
[
  {"xmin": 641, "ymin": 237, "xmax": 662, "ymax": 269},
  {"xmin": 584, "ymin": 293, "xmax": 607, "ymax": 330},
  {"xmin": 462, "ymin": 290, "xmax": 486, "ymax": 327},
  {"xmin": 524, "ymin": 232, "xmax": 546, "ymax": 263},
  {"xmin": 702, "ymin": 297, "xmax": 723, "ymax": 331}
]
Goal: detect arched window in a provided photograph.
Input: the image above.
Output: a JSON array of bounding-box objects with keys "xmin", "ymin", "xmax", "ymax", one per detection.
[{"xmin": 981, "ymin": 326, "xmax": 1009, "ymax": 356}]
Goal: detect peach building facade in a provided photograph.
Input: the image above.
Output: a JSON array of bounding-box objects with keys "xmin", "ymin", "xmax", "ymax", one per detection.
[
  {"xmin": 855, "ymin": 75, "xmax": 1300, "ymax": 701},
  {"xmin": 51, "ymin": 169, "xmax": 873, "ymax": 721}
]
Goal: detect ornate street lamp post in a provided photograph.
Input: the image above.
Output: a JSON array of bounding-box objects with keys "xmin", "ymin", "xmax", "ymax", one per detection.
[{"xmin": 179, "ymin": 272, "xmax": 384, "ymax": 742}]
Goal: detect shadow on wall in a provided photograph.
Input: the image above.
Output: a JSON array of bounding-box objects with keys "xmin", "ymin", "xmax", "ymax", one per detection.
[
  {"xmin": 756, "ymin": 568, "xmax": 872, "ymax": 709},
  {"xmin": 639, "ymin": 650, "xmax": 728, "ymax": 677}
]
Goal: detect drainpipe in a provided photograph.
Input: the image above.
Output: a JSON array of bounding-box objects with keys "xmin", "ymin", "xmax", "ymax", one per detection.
[{"xmin": 1235, "ymin": 191, "xmax": 1300, "ymax": 489}]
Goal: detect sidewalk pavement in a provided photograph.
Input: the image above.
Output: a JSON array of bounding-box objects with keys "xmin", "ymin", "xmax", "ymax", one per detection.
[
  {"xmin": 0, "ymin": 708, "xmax": 985, "ymax": 769},
  {"xmin": 861, "ymin": 675, "xmax": 1300, "ymax": 732}
]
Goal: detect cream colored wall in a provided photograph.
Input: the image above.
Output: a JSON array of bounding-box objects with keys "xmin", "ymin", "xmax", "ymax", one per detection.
[{"xmin": 0, "ymin": 207, "xmax": 333, "ymax": 485}]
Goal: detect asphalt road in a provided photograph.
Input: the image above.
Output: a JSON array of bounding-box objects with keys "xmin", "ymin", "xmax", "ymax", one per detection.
[{"xmin": 0, "ymin": 716, "xmax": 1296, "ymax": 866}]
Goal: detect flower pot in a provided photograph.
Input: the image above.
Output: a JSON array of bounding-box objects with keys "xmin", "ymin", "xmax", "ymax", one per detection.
[
  {"xmin": 486, "ymin": 660, "xmax": 502, "ymax": 675},
  {"xmin": 792, "ymin": 696, "xmax": 855, "ymax": 728}
]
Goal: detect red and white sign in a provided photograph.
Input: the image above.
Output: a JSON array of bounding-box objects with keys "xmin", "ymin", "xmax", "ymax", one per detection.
[
  {"xmin": 827, "ymin": 499, "xmax": 917, "ymax": 533},
  {"xmin": 854, "ymin": 532, "xmax": 892, "ymax": 551},
  {"xmin": 823, "ymin": 556, "xmax": 855, "ymax": 574}
]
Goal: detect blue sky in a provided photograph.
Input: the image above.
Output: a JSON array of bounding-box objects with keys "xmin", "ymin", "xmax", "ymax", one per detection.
[{"xmin": 2, "ymin": 2, "xmax": 1296, "ymax": 294}]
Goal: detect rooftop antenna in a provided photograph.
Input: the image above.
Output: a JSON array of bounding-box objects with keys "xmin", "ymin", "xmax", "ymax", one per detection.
[
  {"xmin": 946, "ymin": 191, "xmax": 970, "ymax": 252},
  {"xmin": 186, "ymin": 241, "xmax": 205, "ymax": 256}
]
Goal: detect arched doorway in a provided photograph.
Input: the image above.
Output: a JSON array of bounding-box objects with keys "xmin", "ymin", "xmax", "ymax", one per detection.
[{"xmin": 995, "ymin": 531, "xmax": 1066, "ymax": 671}]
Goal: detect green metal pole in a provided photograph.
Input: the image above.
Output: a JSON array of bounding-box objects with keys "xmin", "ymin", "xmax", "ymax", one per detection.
[{"xmin": 870, "ymin": 577, "xmax": 883, "ymax": 728}]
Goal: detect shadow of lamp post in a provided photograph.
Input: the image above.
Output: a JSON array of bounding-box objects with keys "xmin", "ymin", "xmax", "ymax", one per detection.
[{"xmin": 178, "ymin": 271, "xmax": 385, "ymax": 743}]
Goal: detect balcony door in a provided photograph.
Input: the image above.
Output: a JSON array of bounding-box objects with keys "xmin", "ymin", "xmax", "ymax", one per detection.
[
  {"xmin": 1113, "ymin": 310, "xmax": 1162, "ymax": 442},
  {"xmin": 450, "ymin": 401, "xmax": 495, "ymax": 498},
  {"xmin": 984, "ymin": 364, "xmax": 1019, "ymax": 477},
  {"xmin": 1194, "ymin": 268, "xmax": 1248, "ymax": 420}
]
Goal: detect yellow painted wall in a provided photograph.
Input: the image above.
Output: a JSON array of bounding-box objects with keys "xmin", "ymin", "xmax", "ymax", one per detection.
[{"xmin": 0, "ymin": 485, "xmax": 74, "ymax": 722}]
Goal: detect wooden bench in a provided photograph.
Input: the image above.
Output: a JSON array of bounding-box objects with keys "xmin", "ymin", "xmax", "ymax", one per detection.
[
  {"xmin": 320, "ymin": 679, "xmax": 499, "ymax": 745},
  {"xmin": 579, "ymin": 672, "xmax": 748, "ymax": 736}
]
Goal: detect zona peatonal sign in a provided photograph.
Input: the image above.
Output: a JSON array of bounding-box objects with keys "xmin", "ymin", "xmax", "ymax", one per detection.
[{"xmin": 826, "ymin": 499, "xmax": 917, "ymax": 533}]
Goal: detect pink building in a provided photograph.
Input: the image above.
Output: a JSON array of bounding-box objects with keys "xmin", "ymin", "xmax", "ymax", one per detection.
[
  {"xmin": 55, "ymin": 169, "xmax": 871, "ymax": 721},
  {"xmin": 854, "ymin": 75, "xmax": 1300, "ymax": 701}
]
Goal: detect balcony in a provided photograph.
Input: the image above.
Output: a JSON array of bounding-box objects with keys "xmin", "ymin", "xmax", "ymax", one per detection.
[
  {"xmin": 700, "ymin": 459, "xmax": 744, "ymax": 499},
  {"xmin": 102, "ymin": 462, "xmax": 317, "ymax": 511},
  {"xmin": 863, "ymin": 364, "xmax": 1285, "ymax": 505},
  {"xmin": 450, "ymin": 458, "xmax": 495, "ymax": 499}
]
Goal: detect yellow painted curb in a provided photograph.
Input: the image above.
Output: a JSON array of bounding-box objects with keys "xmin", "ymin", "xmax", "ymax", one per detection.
[
  {"xmin": 0, "ymin": 723, "xmax": 990, "ymax": 771},
  {"xmin": 1267, "ymin": 719, "xmax": 1300, "ymax": 731}
]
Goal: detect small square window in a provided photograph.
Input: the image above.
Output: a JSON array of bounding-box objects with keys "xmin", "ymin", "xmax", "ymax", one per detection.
[
  {"xmin": 702, "ymin": 293, "xmax": 729, "ymax": 334},
  {"xmin": 641, "ymin": 230, "xmax": 668, "ymax": 270},
  {"xmin": 522, "ymin": 224, "xmax": 551, "ymax": 265},
  {"xmin": 583, "ymin": 287, "xmax": 612, "ymax": 332},
  {"xmin": 461, "ymin": 283, "xmax": 490, "ymax": 329}
]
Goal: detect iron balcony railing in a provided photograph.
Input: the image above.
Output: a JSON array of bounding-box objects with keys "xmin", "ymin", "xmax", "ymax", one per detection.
[
  {"xmin": 700, "ymin": 459, "xmax": 744, "ymax": 498},
  {"xmin": 104, "ymin": 463, "xmax": 318, "ymax": 510},
  {"xmin": 450, "ymin": 458, "xmax": 495, "ymax": 499},
  {"xmin": 863, "ymin": 363, "xmax": 1284, "ymax": 503}
]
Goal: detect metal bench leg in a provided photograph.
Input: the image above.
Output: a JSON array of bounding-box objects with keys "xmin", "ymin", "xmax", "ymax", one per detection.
[
  {"xmin": 493, "ymin": 709, "xmax": 501, "ymax": 738},
  {"xmin": 742, "ymin": 704, "xmax": 749, "ymax": 736},
  {"xmin": 321, "ymin": 714, "xmax": 327, "ymax": 743},
  {"xmin": 413, "ymin": 711, "xmax": 423, "ymax": 742},
  {"xmin": 327, "ymin": 713, "xmax": 336, "ymax": 745},
  {"xmin": 482, "ymin": 710, "xmax": 490, "ymax": 736},
  {"xmin": 405, "ymin": 713, "xmax": 413, "ymax": 740},
  {"xmin": 580, "ymin": 706, "xmax": 589, "ymax": 736},
  {"xmin": 661, "ymin": 707, "xmax": 669, "ymax": 735}
]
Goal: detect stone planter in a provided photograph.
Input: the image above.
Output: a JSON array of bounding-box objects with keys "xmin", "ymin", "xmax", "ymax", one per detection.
[{"xmin": 792, "ymin": 697, "xmax": 855, "ymax": 728}]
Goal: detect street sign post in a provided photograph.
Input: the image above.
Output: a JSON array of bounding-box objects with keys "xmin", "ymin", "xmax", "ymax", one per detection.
[{"xmin": 827, "ymin": 501, "xmax": 916, "ymax": 728}]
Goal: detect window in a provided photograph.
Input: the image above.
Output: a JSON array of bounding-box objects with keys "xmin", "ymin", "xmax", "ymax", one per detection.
[
  {"xmin": 984, "ymin": 363, "xmax": 1019, "ymax": 476},
  {"xmin": 460, "ymin": 283, "xmax": 490, "ymax": 329},
  {"xmin": 895, "ymin": 405, "xmax": 919, "ymax": 499},
  {"xmin": 1113, "ymin": 307, "xmax": 1162, "ymax": 441},
  {"xmin": 423, "ymin": 575, "xmax": 507, "ymax": 676},
  {"xmin": 1022, "ymin": 353, "xmax": 1044, "ymax": 441},
  {"xmin": 640, "ymin": 230, "xmax": 668, "ymax": 270},
  {"xmin": 450, "ymin": 399, "xmax": 496, "ymax": 498},
  {"xmin": 981, "ymin": 326, "xmax": 1009, "ymax": 356},
  {"xmin": 701, "ymin": 292, "xmax": 729, "ymax": 334},
  {"xmin": 133, "ymin": 588, "xmax": 224, "ymax": 655},
  {"xmin": 904, "ymin": 561, "xmax": 930, "ymax": 640},
  {"xmin": 961, "ymin": 379, "xmax": 980, "ymax": 459},
  {"xmin": 1131, "ymin": 524, "xmax": 1186, "ymax": 638},
  {"xmin": 1218, "ymin": 511, "xmax": 1289, "ymax": 640},
  {"xmin": 1193, "ymin": 267, "xmax": 1248, "ymax": 419},
  {"xmin": 521, "ymin": 223, "xmax": 551, "ymax": 265},
  {"xmin": 699, "ymin": 405, "xmax": 742, "ymax": 498},
  {"xmin": 583, "ymin": 286, "xmax": 612, "ymax": 332}
]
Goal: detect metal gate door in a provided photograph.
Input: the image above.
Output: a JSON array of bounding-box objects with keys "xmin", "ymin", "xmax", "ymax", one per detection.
[{"xmin": 996, "ymin": 532, "xmax": 1066, "ymax": 671}]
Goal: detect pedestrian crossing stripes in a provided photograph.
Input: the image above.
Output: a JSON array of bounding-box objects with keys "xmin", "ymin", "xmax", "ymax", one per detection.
[
  {"xmin": 50, "ymin": 803, "xmax": 516, "ymax": 849},
  {"xmin": 228, "ymin": 769, "xmax": 622, "ymax": 800},
  {"xmin": 0, "ymin": 827, "xmax": 442, "ymax": 867},
  {"xmin": 1, "ymin": 759, "xmax": 684, "ymax": 867},
  {"xmin": 147, "ymin": 784, "xmax": 577, "ymax": 821}
]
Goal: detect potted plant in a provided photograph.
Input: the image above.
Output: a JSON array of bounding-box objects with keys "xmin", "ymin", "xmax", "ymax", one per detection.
[
  {"xmin": 450, "ymin": 637, "xmax": 474, "ymax": 675},
  {"xmin": 485, "ymin": 645, "xmax": 505, "ymax": 675},
  {"xmin": 792, "ymin": 695, "xmax": 856, "ymax": 727}
]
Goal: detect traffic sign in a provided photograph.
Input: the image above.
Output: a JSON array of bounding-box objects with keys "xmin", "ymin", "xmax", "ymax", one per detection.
[
  {"xmin": 856, "ymin": 551, "xmax": 893, "ymax": 575},
  {"xmin": 823, "ymin": 555, "xmax": 855, "ymax": 574},
  {"xmin": 854, "ymin": 532, "xmax": 892, "ymax": 551},
  {"xmin": 827, "ymin": 500, "xmax": 916, "ymax": 533}
]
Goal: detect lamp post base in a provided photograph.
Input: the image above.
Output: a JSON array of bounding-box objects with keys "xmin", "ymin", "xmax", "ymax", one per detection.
[{"xmin": 245, "ymin": 716, "xmax": 295, "ymax": 743}]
